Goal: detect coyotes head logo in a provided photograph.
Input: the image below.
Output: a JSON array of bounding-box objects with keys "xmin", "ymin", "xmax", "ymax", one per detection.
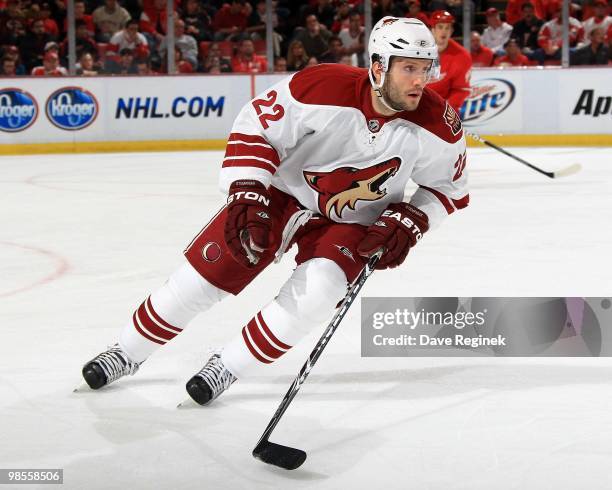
[{"xmin": 304, "ymin": 157, "xmax": 401, "ymax": 219}]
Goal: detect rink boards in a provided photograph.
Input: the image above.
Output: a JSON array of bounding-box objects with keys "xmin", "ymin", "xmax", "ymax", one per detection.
[{"xmin": 0, "ymin": 67, "xmax": 610, "ymax": 154}]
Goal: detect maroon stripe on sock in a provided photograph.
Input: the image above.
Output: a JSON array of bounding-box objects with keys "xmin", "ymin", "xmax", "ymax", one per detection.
[
  {"xmin": 133, "ymin": 311, "xmax": 165, "ymax": 345},
  {"xmin": 137, "ymin": 302, "xmax": 178, "ymax": 342},
  {"xmin": 146, "ymin": 297, "xmax": 182, "ymax": 333},
  {"xmin": 137, "ymin": 303, "xmax": 175, "ymax": 341},
  {"xmin": 257, "ymin": 312, "xmax": 291, "ymax": 350},
  {"xmin": 242, "ymin": 325, "xmax": 272, "ymax": 364},
  {"xmin": 246, "ymin": 317, "xmax": 286, "ymax": 360}
]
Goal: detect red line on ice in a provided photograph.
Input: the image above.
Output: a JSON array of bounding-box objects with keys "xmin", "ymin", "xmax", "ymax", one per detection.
[{"xmin": 0, "ymin": 241, "xmax": 69, "ymax": 297}]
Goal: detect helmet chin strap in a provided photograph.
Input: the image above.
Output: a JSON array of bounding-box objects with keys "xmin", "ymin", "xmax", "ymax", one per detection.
[{"xmin": 368, "ymin": 68, "xmax": 402, "ymax": 114}]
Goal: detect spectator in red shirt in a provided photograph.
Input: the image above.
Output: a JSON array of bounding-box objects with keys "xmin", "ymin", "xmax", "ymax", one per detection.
[
  {"xmin": 494, "ymin": 38, "xmax": 531, "ymax": 66},
  {"xmin": 582, "ymin": 1, "xmax": 611, "ymax": 41},
  {"xmin": 331, "ymin": 0, "xmax": 351, "ymax": 34},
  {"xmin": 406, "ymin": 1, "xmax": 430, "ymax": 27},
  {"xmin": 231, "ymin": 37, "xmax": 267, "ymax": 72},
  {"xmin": 427, "ymin": 10, "xmax": 472, "ymax": 113},
  {"xmin": 538, "ymin": 6, "xmax": 584, "ymax": 60},
  {"xmin": 35, "ymin": 2, "xmax": 59, "ymax": 38},
  {"xmin": 139, "ymin": 0, "xmax": 172, "ymax": 46},
  {"xmin": 470, "ymin": 31, "xmax": 494, "ymax": 66},
  {"xmin": 31, "ymin": 51, "xmax": 67, "ymax": 76},
  {"xmin": 63, "ymin": 1, "xmax": 95, "ymax": 37},
  {"xmin": 506, "ymin": 0, "xmax": 526, "ymax": 25},
  {"xmin": 213, "ymin": 0, "xmax": 249, "ymax": 41},
  {"xmin": 505, "ymin": 0, "xmax": 546, "ymax": 25}
]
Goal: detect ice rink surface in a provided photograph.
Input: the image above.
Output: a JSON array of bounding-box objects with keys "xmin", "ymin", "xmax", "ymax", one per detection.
[{"xmin": 1, "ymin": 147, "xmax": 611, "ymax": 489}]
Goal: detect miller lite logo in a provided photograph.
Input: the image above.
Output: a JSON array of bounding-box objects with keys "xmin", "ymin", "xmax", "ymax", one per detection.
[{"xmin": 460, "ymin": 78, "xmax": 516, "ymax": 124}]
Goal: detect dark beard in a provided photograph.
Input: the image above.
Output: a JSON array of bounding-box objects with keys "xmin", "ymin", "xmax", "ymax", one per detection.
[{"xmin": 381, "ymin": 73, "xmax": 408, "ymax": 112}]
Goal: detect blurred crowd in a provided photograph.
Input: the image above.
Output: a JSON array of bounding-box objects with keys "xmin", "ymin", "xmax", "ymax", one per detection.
[
  {"xmin": 471, "ymin": 0, "xmax": 611, "ymax": 67},
  {"xmin": 0, "ymin": 0, "xmax": 610, "ymax": 77}
]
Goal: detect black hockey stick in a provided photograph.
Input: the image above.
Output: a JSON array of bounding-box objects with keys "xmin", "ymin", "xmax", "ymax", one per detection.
[
  {"xmin": 252, "ymin": 249, "xmax": 383, "ymax": 470},
  {"xmin": 467, "ymin": 132, "xmax": 582, "ymax": 179}
]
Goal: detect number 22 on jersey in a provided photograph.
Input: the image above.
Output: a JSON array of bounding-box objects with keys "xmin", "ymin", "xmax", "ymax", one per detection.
[{"xmin": 252, "ymin": 90, "xmax": 285, "ymax": 130}]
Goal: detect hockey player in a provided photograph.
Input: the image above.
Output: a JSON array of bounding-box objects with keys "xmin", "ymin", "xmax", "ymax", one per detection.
[
  {"xmin": 426, "ymin": 10, "xmax": 472, "ymax": 113},
  {"xmin": 81, "ymin": 17, "xmax": 469, "ymax": 406}
]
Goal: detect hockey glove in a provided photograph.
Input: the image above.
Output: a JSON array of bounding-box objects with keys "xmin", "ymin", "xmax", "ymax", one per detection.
[
  {"xmin": 357, "ymin": 203, "xmax": 429, "ymax": 270},
  {"xmin": 224, "ymin": 180, "xmax": 275, "ymax": 268}
]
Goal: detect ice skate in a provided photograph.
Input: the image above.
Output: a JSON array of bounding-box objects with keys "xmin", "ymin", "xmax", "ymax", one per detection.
[
  {"xmin": 81, "ymin": 344, "xmax": 140, "ymax": 390},
  {"xmin": 185, "ymin": 353, "xmax": 237, "ymax": 406}
]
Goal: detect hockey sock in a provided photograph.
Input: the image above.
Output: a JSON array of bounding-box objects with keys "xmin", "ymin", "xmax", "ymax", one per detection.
[
  {"xmin": 119, "ymin": 261, "xmax": 228, "ymax": 363},
  {"xmin": 221, "ymin": 258, "xmax": 347, "ymax": 378}
]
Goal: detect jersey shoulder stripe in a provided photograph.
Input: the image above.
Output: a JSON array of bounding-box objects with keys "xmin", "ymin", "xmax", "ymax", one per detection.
[{"xmin": 288, "ymin": 63, "xmax": 365, "ymax": 109}]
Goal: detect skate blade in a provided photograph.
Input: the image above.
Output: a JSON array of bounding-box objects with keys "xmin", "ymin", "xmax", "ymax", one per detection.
[
  {"xmin": 177, "ymin": 398, "xmax": 194, "ymax": 409},
  {"xmin": 73, "ymin": 382, "xmax": 89, "ymax": 393}
]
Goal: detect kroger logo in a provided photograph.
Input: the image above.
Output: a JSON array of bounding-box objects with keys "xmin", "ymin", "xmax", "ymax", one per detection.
[
  {"xmin": 460, "ymin": 78, "xmax": 515, "ymax": 125},
  {"xmin": 0, "ymin": 88, "xmax": 38, "ymax": 132},
  {"xmin": 45, "ymin": 86, "xmax": 98, "ymax": 130}
]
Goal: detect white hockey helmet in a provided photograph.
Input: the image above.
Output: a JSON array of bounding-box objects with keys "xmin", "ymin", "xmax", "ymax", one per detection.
[
  {"xmin": 368, "ymin": 16, "xmax": 440, "ymax": 106},
  {"xmin": 368, "ymin": 16, "xmax": 438, "ymax": 70}
]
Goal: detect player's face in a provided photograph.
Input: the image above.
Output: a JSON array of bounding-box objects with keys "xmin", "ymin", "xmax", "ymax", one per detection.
[
  {"xmin": 432, "ymin": 23, "xmax": 453, "ymax": 48},
  {"xmin": 382, "ymin": 58, "xmax": 432, "ymax": 112}
]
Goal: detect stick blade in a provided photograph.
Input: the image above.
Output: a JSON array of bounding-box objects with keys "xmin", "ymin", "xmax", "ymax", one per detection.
[
  {"xmin": 554, "ymin": 163, "xmax": 582, "ymax": 178},
  {"xmin": 253, "ymin": 441, "xmax": 307, "ymax": 470}
]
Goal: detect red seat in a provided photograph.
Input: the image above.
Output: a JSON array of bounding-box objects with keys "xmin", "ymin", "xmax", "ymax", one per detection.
[
  {"xmin": 199, "ymin": 41, "xmax": 211, "ymax": 58},
  {"xmin": 253, "ymin": 39, "xmax": 266, "ymax": 55},
  {"xmin": 218, "ymin": 41, "xmax": 234, "ymax": 58},
  {"xmin": 97, "ymin": 43, "xmax": 108, "ymax": 61}
]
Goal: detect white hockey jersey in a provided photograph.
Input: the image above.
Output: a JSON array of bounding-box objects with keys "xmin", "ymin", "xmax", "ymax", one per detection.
[{"xmin": 220, "ymin": 64, "xmax": 469, "ymax": 229}]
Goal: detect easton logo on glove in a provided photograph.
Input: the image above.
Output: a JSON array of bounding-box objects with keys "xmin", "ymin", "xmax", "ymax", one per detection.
[
  {"xmin": 227, "ymin": 180, "xmax": 271, "ymax": 206},
  {"xmin": 358, "ymin": 202, "xmax": 429, "ymax": 270},
  {"xmin": 224, "ymin": 180, "xmax": 275, "ymax": 268},
  {"xmin": 380, "ymin": 206, "xmax": 427, "ymax": 241}
]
